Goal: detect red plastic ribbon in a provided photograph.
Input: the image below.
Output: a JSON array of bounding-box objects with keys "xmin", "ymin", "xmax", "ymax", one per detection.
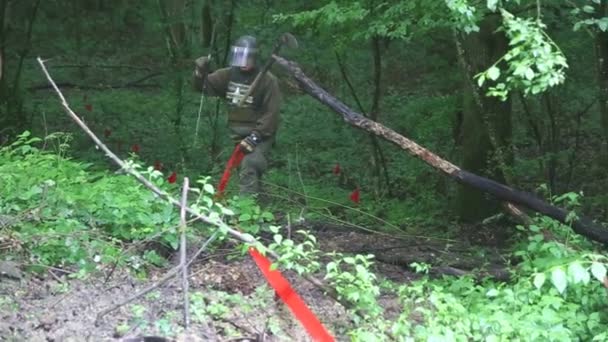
[
  {"xmin": 248, "ymin": 248, "xmax": 335, "ymax": 341},
  {"xmin": 217, "ymin": 145, "xmax": 246, "ymax": 196},
  {"xmin": 217, "ymin": 147, "xmax": 334, "ymax": 340}
]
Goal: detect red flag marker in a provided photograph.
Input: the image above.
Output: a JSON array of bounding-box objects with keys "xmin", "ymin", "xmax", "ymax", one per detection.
[
  {"xmin": 84, "ymin": 103, "xmax": 93, "ymax": 112},
  {"xmin": 167, "ymin": 171, "xmax": 177, "ymax": 184},
  {"xmin": 131, "ymin": 144, "xmax": 140, "ymax": 153},
  {"xmin": 349, "ymin": 187, "xmax": 360, "ymax": 204},
  {"xmin": 332, "ymin": 163, "xmax": 341, "ymax": 175}
]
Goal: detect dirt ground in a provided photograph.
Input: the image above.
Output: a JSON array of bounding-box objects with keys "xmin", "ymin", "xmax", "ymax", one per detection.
[{"xmin": 0, "ymin": 221, "xmax": 505, "ymax": 341}]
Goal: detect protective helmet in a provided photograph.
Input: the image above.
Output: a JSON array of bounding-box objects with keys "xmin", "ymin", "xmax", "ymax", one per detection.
[{"xmin": 230, "ymin": 35, "xmax": 257, "ymax": 68}]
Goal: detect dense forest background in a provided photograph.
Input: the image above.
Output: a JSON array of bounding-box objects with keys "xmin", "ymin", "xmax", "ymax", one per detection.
[
  {"xmin": 3, "ymin": 0, "xmax": 608, "ymax": 226},
  {"xmin": 2, "ymin": 0, "xmax": 608, "ymax": 340}
]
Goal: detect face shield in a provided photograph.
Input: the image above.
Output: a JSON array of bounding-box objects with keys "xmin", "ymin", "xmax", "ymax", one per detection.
[{"xmin": 230, "ymin": 46, "xmax": 257, "ymax": 68}]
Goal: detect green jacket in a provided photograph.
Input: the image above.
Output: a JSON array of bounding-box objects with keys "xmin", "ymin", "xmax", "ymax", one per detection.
[{"xmin": 193, "ymin": 66, "xmax": 282, "ymax": 138}]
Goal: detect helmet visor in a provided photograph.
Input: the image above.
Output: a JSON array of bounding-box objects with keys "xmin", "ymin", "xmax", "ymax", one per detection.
[{"xmin": 230, "ymin": 46, "xmax": 257, "ymax": 67}]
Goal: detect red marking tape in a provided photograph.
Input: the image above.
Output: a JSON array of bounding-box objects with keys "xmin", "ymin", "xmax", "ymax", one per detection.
[
  {"xmin": 249, "ymin": 248, "xmax": 335, "ymax": 342},
  {"xmin": 217, "ymin": 145, "xmax": 246, "ymax": 196},
  {"xmin": 217, "ymin": 145, "xmax": 334, "ymax": 341}
]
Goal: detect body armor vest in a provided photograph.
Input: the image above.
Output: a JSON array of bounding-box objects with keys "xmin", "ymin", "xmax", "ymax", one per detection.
[{"xmin": 225, "ymin": 67, "xmax": 262, "ymax": 131}]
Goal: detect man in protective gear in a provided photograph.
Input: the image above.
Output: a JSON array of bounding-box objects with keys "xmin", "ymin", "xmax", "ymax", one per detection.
[{"xmin": 193, "ymin": 35, "xmax": 282, "ymax": 197}]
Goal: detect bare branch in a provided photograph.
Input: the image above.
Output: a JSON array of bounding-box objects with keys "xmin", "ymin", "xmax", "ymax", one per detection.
[{"xmin": 179, "ymin": 177, "xmax": 191, "ymax": 329}]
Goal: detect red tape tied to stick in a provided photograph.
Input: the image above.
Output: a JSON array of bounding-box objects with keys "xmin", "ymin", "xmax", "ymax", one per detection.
[{"xmin": 249, "ymin": 248, "xmax": 335, "ymax": 341}]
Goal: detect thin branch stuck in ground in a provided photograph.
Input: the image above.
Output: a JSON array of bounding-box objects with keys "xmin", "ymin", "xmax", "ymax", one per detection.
[{"xmin": 179, "ymin": 177, "xmax": 191, "ymax": 329}]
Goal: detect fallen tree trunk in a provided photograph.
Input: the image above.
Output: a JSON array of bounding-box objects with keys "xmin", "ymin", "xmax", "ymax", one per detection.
[{"xmin": 272, "ymin": 55, "xmax": 608, "ymax": 245}]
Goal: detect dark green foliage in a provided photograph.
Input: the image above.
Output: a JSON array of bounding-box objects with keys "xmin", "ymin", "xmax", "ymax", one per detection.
[
  {"xmin": 0, "ymin": 132, "xmax": 180, "ymax": 271},
  {"xmin": 1, "ymin": 0, "xmax": 608, "ymax": 338}
]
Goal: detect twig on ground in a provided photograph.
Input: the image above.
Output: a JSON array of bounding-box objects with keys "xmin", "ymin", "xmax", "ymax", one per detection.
[
  {"xmin": 95, "ymin": 264, "xmax": 180, "ymax": 324},
  {"xmin": 24, "ymin": 263, "xmax": 74, "ymax": 275},
  {"xmin": 103, "ymin": 216, "xmax": 202, "ymax": 285},
  {"xmin": 94, "ymin": 229, "xmax": 221, "ymax": 325},
  {"xmin": 48, "ymin": 269, "xmax": 64, "ymax": 283},
  {"xmin": 219, "ymin": 317, "xmax": 258, "ymax": 337},
  {"xmin": 185, "ymin": 230, "xmax": 221, "ymax": 270}
]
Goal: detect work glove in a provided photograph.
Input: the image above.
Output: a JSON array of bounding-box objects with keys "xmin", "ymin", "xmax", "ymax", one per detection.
[
  {"xmin": 239, "ymin": 132, "xmax": 261, "ymax": 154},
  {"xmin": 194, "ymin": 56, "xmax": 210, "ymax": 77}
]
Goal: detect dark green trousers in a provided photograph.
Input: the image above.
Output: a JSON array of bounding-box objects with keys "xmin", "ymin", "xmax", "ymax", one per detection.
[
  {"xmin": 231, "ymin": 137, "xmax": 273, "ymax": 196},
  {"xmin": 231, "ymin": 134, "xmax": 274, "ymax": 196}
]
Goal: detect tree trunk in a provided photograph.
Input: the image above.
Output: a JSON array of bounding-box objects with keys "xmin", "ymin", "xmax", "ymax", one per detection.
[
  {"xmin": 157, "ymin": 0, "xmax": 192, "ymax": 165},
  {"xmin": 205, "ymin": 0, "xmax": 235, "ymax": 167},
  {"xmin": 272, "ymin": 54, "xmax": 608, "ymax": 245},
  {"xmin": 201, "ymin": 0, "xmax": 213, "ymax": 48},
  {"xmin": 0, "ymin": 0, "xmax": 6, "ymax": 86},
  {"xmin": 369, "ymin": 35, "xmax": 391, "ymax": 196},
  {"xmin": 0, "ymin": 0, "xmax": 41, "ymax": 140},
  {"xmin": 543, "ymin": 93, "xmax": 559, "ymax": 193},
  {"xmin": 596, "ymin": 1, "xmax": 608, "ymax": 148},
  {"xmin": 334, "ymin": 42, "xmax": 390, "ymax": 197},
  {"xmin": 455, "ymin": 16, "xmax": 513, "ymax": 221}
]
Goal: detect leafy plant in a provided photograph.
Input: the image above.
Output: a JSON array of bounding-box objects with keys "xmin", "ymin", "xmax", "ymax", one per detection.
[
  {"xmin": 226, "ymin": 196, "xmax": 274, "ymax": 235},
  {"xmin": 325, "ymin": 253, "xmax": 382, "ymax": 320},
  {"xmin": 0, "ymin": 132, "xmax": 205, "ymax": 273},
  {"xmin": 476, "ymin": 10, "xmax": 568, "ymax": 100},
  {"xmin": 269, "ymin": 227, "xmax": 321, "ymax": 275}
]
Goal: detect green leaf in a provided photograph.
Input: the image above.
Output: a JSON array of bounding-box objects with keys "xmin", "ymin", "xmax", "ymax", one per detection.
[
  {"xmin": 590, "ymin": 262, "xmax": 607, "ymax": 282},
  {"xmin": 551, "ymin": 268, "xmax": 567, "ymax": 294},
  {"xmin": 487, "ymin": 0, "xmax": 499, "ymax": 11},
  {"xmin": 261, "ymin": 211, "xmax": 275, "ymax": 221},
  {"xmin": 533, "ymin": 272, "xmax": 546, "ymax": 289},
  {"xmin": 477, "ymin": 73, "xmax": 486, "ymax": 87},
  {"xmin": 487, "ymin": 66, "xmax": 501, "ymax": 81},
  {"xmin": 273, "ymin": 234, "xmax": 283, "ymax": 244},
  {"xmin": 583, "ymin": 5, "xmax": 595, "ymax": 13},
  {"xmin": 598, "ymin": 18, "xmax": 608, "ymax": 32},
  {"xmin": 568, "ymin": 262, "xmax": 587, "ymax": 284},
  {"xmin": 486, "ymin": 289, "xmax": 499, "ymax": 297},
  {"xmin": 203, "ymin": 183, "xmax": 215, "ymax": 194},
  {"xmin": 238, "ymin": 213, "xmax": 252, "ymax": 222},
  {"xmin": 524, "ymin": 67, "xmax": 535, "ymax": 80},
  {"xmin": 221, "ymin": 207, "xmax": 234, "ymax": 216},
  {"xmin": 343, "ymin": 257, "xmax": 356, "ymax": 264}
]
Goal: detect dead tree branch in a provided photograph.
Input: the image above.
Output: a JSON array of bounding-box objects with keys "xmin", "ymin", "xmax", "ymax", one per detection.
[{"xmin": 272, "ymin": 54, "xmax": 608, "ymax": 245}]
